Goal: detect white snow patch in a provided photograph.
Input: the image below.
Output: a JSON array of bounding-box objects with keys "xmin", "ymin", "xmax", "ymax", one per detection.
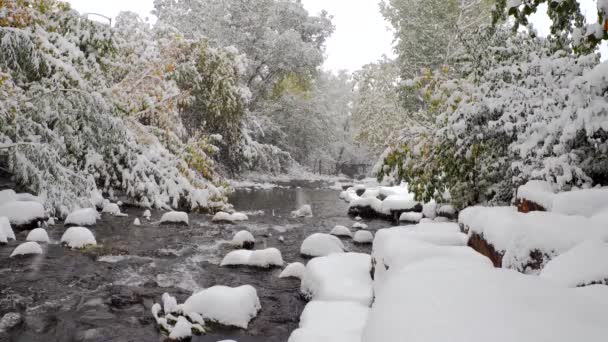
[
  {"xmin": 143, "ymin": 209, "xmax": 151, "ymax": 219},
  {"xmin": 330, "ymin": 225, "xmax": 352, "ymax": 237},
  {"xmin": 60, "ymin": 226, "xmax": 97, "ymax": 249},
  {"xmin": 26, "ymin": 228, "xmax": 50, "ymax": 243},
  {"xmin": 10, "ymin": 241, "xmax": 43, "ymax": 257},
  {"xmin": 540, "ymin": 239, "xmax": 608, "ymax": 287},
  {"xmin": 279, "ymin": 262, "xmax": 306, "ymax": 279},
  {"xmin": 160, "ymin": 211, "xmax": 189, "ymax": 225},
  {"xmin": 220, "ymin": 248, "xmax": 284, "ymax": 268},
  {"xmin": 65, "ymin": 208, "xmax": 99, "ymax": 226},
  {"xmin": 300, "ymin": 233, "xmax": 345, "ymax": 257}
]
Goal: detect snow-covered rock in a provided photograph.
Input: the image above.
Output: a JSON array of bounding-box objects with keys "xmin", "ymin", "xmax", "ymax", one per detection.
[
  {"xmin": 300, "ymin": 233, "xmax": 345, "ymax": 257},
  {"xmin": 47, "ymin": 217, "xmax": 55, "ymax": 226},
  {"xmin": 101, "ymin": 203, "xmax": 121, "ymax": 216},
  {"xmin": 65, "ymin": 208, "xmax": 99, "ymax": 226},
  {"xmin": 352, "ymin": 222, "xmax": 368, "ymax": 230},
  {"xmin": 280, "ymin": 262, "xmax": 306, "ymax": 279},
  {"xmin": 212, "ymin": 212, "xmax": 249, "ymax": 223},
  {"xmin": 540, "ymin": 239, "xmax": 608, "ymax": 287},
  {"xmin": 291, "ymin": 205, "xmax": 313, "ymax": 218},
  {"xmin": 133, "ymin": 218, "xmax": 141, "ymax": 226},
  {"xmin": 162, "ymin": 292, "xmax": 179, "ymax": 314},
  {"xmin": 330, "ymin": 225, "xmax": 352, "ymax": 238},
  {"xmin": 552, "ymin": 188, "xmax": 608, "ymax": 217},
  {"xmin": 169, "ymin": 316, "xmax": 192, "ymax": 340},
  {"xmin": 143, "ymin": 209, "xmax": 151, "ymax": 219},
  {"xmin": 182, "ymin": 285, "xmax": 261, "ymax": 329},
  {"xmin": 60, "ymin": 227, "xmax": 97, "ymax": 249},
  {"xmin": 10, "ymin": 241, "xmax": 43, "ymax": 257},
  {"xmin": 422, "ymin": 201, "xmax": 437, "ymax": 219},
  {"xmin": 231, "ymin": 230, "xmax": 255, "ymax": 249},
  {"xmin": 0, "ymin": 201, "xmax": 45, "ymax": 228},
  {"xmin": 0, "ymin": 189, "xmax": 17, "ymax": 205},
  {"xmin": 221, "ymin": 248, "xmax": 284, "ymax": 268},
  {"xmin": 160, "ymin": 211, "xmax": 189, "ymax": 225},
  {"xmin": 0, "ymin": 216, "xmax": 15, "ymax": 243},
  {"xmin": 301, "ymin": 253, "xmax": 373, "ymax": 306},
  {"xmin": 516, "ymin": 180, "xmax": 557, "ymax": 211},
  {"xmin": 437, "ymin": 204, "xmax": 456, "ymax": 217},
  {"xmin": 380, "ymin": 195, "xmax": 419, "ymax": 214},
  {"xmin": 399, "ymin": 211, "xmax": 423, "ymax": 223},
  {"xmin": 26, "ymin": 228, "xmax": 50, "ymax": 243},
  {"xmin": 353, "ymin": 230, "xmax": 373, "ymax": 244},
  {"xmin": 288, "ymin": 301, "xmax": 370, "ymax": 342}
]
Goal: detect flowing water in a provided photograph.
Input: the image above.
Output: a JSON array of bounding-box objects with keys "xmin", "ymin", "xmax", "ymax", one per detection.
[{"xmin": 0, "ymin": 180, "xmax": 389, "ymax": 342}]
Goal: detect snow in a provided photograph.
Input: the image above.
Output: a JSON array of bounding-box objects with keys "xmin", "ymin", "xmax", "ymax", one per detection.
[
  {"xmin": 0, "ymin": 189, "xmax": 17, "ymax": 205},
  {"xmin": 437, "ymin": 204, "xmax": 456, "ymax": 216},
  {"xmin": 60, "ymin": 227, "xmax": 97, "ymax": 249},
  {"xmin": 540, "ymin": 239, "xmax": 608, "ymax": 287},
  {"xmin": 162, "ymin": 292, "xmax": 179, "ymax": 314},
  {"xmin": 349, "ymin": 197, "xmax": 384, "ymax": 214},
  {"xmin": 516, "ymin": 180, "xmax": 557, "ymax": 210},
  {"xmin": 300, "ymin": 233, "xmax": 345, "ymax": 257},
  {"xmin": 133, "ymin": 218, "xmax": 141, "ymax": 226},
  {"xmin": 288, "ymin": 301, "xmax": 370, "ymax": 342},
  {"xmin": 160, "ymin": 211, "xmax": 189, "ymax": 225},
  {"xmin": 169, "ymin": 316, "xmax": 192, "ymax": 340},
  {"xmin": 279, "ymin": 262, "xmax": 306, "ymax": 279},
  {"xmin": 352, "ymin": 222, "xmax": 368, "ymax": 230},
  {"xmin": 65, "ymin": 208, "xmax": 99, "ymax": 226},
  {"xmin": 0, "ymin": 217, "xmax": 15, "ymax": 243},
  {"xmin": 10, "ymin": 241, "xmax": 43, "ymax": 257},
  {"xmin": 47, "ymin": 217, "xmax": 55, "ymax": 226},
  {"xmin": 212, "ymin": 211, "xmax": 249, "ymax": 223},
  {"xmin": 231, "ymin": 230, "xmax": 255, "ymax": 247},
  {"xmin": 101, "ymin": 203, "xmax": 121, "ymax": 215},
  {"xmin": 552, "ymin": 188, "xmax": 608, "ymax": 217},
  {"xmin": 220, "ymin": 248, "xmax": 284, "ymax": 268},
  {"xmin": 329, "ymin": 225, "xmax": 352, "ymax": 237},
  {"xmin": 362, "ymin": 266, "xmax": 608, "ymax": 342},
  {"xmin": 353, "ymin": 230, "xmax": 373, "ymax": 244},
  {"xmin": 26, "ymin": 228, "xmax": 50, "ymax": 243},
  {"xmin": 301, "ymin": 253, "xmax": 373, "ymax": 306},
  {"xmin": 143, "ymin": 209, "xmax": 151, "ymax": 219},
  {"xmin": 292, "ymin": 205, "xmax": 313, "ymax": 218},
  {"xmin": 399, "ymin": 211, "xmax": 423, "ymax": 223},
  {"xmin": 0, "ymin": 201, "xmax": 45, "ymax": 226},
  {"xmin": 422, "ymin": 201, "xmax": 437, "ymax": 219},
  {"xmin": 182, "ymin": 285, "xmax": 261, "ymax": 329},
  {"xmin": 380, "ymin": 195, "xmax": 418, "ymax": 213}
]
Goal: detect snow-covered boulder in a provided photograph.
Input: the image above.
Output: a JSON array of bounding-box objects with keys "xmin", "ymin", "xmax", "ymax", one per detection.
[
  {"xmin": 65, "ymin": 208, "xmax": 99, "ymax": 226},
  {"xmin": 279, "ymin": 262, "xmax": 306, "ymax": 279},
  {"xmin": 380, "ymin": 195, "xmax": 420, "ymax": 215},
  {"xmin": 231, "ymin": 230, "xmax": 255, "ymax": 249},
  {"xmin": 162, "ymin": 292, "xmax": 179, "ymax": 314},
  {"xmin": 291, "ymin": 205, "xmax": 313, "ymax": 218},
  {"xmin": 540, "ymin": 240, "xmax": 608, "ymax": 287},
  {"xmin": 26, "ymin": 228, "xmax": 50, "ymax": 243},
  {"xmin": 10, "ymin": 241, "xmax": 43, "ymax": 257},
  {"xmin": 220, "ymin": 248, "xmax": 284, "ymax": 268},
  {"xmin": 60, "ymin": 227, "xmax": 97, "ymax": 249},
  {"xmin": 212, "ymin": 212, "xmax": 248, "ymax": 223},
  {"xmin": 143, "ymin": 209, "xmax": 151, "ymax": 219},
  {"xmin": 0, "ymin": 189, "xmax": 17, "ymax": 205},
  {"xmin": 348, "ymin": 197, "xmax": 386, "ymax": 219},
  {"xmin": 422, "ymin": 202, "xmax": 437, "ymax": 219},
  {"xmin": 437, "ymin": 204, "xmax": 456, "ymax": 218},
  {"xmin": 399, "ymin": 211, "xmax": 423, "ymax": 223},
  {"xmin": 288, "ymin": 301, "xmax": 370, "ymax": 342},
  {"xmin": 133, "ymin": 218, "xmax": 141, "ymax": 226},
  {"xmin": 301, "ymin": 253, "xmax": 373, "ymax": 306},
  {"xmin": 353, "ymin": 230, "xmax": 373, "ymax": 244},
  {"xmin": 330, "ymin": 225, "xmax": 352, "ymax": 238},
  {"xmin": 0, "ymin": 216, "xmax": 15, "ymax": 243},
  {"xmin": 516, "ymin": 180, "xmax": 557, "ymax": 212},
  {"xmin": 300, "ymin": 233, "xmax": 345, "ymax": 257},
  {"xmin": 169, "ymin": 316, "xmax": 192, "ymax": 340},
  {"xmin": 160, "ymin": 211, "xmax": 189, "ymax": 225},
  {"xmin": 182, "ymin": 285, "xmax": 261, "ymax": 329},
  {"xmin": 552, "ymin": 188, "xmax": 608, "ymax": 217},
  {"xmin": 101, "ymin": 203, "xmax": 121, "ymax": 216},
  {"xmin": 352, "ymin": 222, "xmax": 368, "ymax": 230},
  {"xmin": 0, "ymin": 201, "xmax": 45, "ymax": 230}
]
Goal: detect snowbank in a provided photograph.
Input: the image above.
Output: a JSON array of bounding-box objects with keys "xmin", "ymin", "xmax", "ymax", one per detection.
[
  {"xmin": 288, "ymin": 301, "xmax": 370, "ymax": 342},
  {"xmin": 540, "ymin": 239, "xmax": 608, "ymax": 287},
  {"xmin": 399, "ymin": 212, "xmax": 423, "ymax": 223},
  {"xmin": 0, "ymin": 201, "xmax": 45, "ymax": 227},
  {"xmin": 300, "ymin": 233, "xmax": 345, "ymax": 257},
  {"xmin": 353, "ymin": 230, "xmax": 373, "ymax": 244},
  {"xmin": 301, "ymin": 253, "xmax": 373, "ymax": 306},
  {"xmin": 220, "ymin": 248, "xmax": 284, "ymax": 268},
  {"xmin": 60, "ymin": 227, "xmax": 97, "ymax": 249},
  {"xmin": 26, "ymin": 228, "xmax": 50, "ymax": 243},
  {"xmin": 279, "ymin": 262, "xmax": 306, "ymax": 279},
  {"xmin": 291, "ymin": 205, "xmax": 313, "ymax": 218},
  {"xmin": 330, "ymin": 225, "xmax": 352, "ymax": 237},
  {"xmin": 182, "ymin": 285, "xmax": 261, "ymax": 329},
  {"xmin": 10, "ymin": 241, "xmax": 43, "ymax": 257},
  {"xmin": 231, "ymin": 230, "xmax": 255, "ymax": 248},
  {"xmin": 65, "ymin": 208, "xmax": 99, "ymax": 226},
  {"xmin": 160, "ymin": 211, "xmax": 189, "ymax": 225}
]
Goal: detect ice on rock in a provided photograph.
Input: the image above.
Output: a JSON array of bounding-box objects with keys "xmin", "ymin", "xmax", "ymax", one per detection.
[
  {"xmin": 133, "ymin": 218, "xmax": 141, "ymax": 226},
  {"xmin": 101, "ymin": 203, "xmax": 121, "ymax": 216},
  {"xmin": 300, "ymin": 233, "xmax": 345, "ymax": 257},
  {"xmin": 0, "ymin": 217, "xmax": 15, "ymax": 242},
  {"xmin": 10, "ymin": 241, "xmax": 43, "ymax": 257},
  {"xmin": 279, "ymin": 262, "xmax": 306, "ymax": 279},
  {"xmin": 160, "ymin": 211, "xmax": 189, "ymax": 225},
  {"xmin": 60, "ymin": 227, "xmax": 97, "ymax": 249},
  {"xmin": 65, "ymin": 208, "xmax": 99, "ymax": 226},
  {"xmin": 301, "ymin": 253, "xmax": 373, "ymax": 306},
  {"xmin": 212, "ymin": 212, "xmax": 249, "ymax": 223},
  {"xmin": 221, "ymin": 248, "xmax": 284, "ymax": 268},
  {"xmin": 399, "ymin": 211, "xmax": 423, "ymax": 223},
  {"xmin": 291, "ymin": 204, "xmax": 313, "ymax": 218},
  {"xmin": 540, "ymin": 239, "xmax": 608, "ymax": 287},
  {"xmin": 288, "ymin": 301, "xmax": 370, "ymax": 342},
  {"xmin": 169, "ymin": 316, "xmax": 192, "ymax": 340},
  {"xmin": 231, "ymin": 230, "xmax": 255, "ymax": 248},
  {"xmin": 0, "ymin": 201, "xmax": 45, "ymax": 226},
  {"xmin": 352, "ymin": 222, "xmax": 368, "ymax": 230},
  {"xmin": 330, "ymin": 225, "xmax": 352, "ymax": 237},
  {"xmin": 182, "ymin": 285, "xmax": 261, "ymax": 329},
  {"xmin": 26, "ymin": 228, "xmax": 50, "ymax": 243},
  {"xmin": 353, "ymin": 230, "xmax": 373, "ymax": 244}
]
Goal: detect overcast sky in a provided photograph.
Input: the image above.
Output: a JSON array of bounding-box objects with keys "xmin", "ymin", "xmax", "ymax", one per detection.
[{"xmin": 67, "ymin": 0, "xmax": 605, "ymax": 71}]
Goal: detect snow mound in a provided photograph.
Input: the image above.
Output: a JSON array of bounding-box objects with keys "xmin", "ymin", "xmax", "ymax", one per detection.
[
  {"xmin": 552, "ymin": 188, "xmax": 608, "ymax": 217},
  {"xmin": 352, "ymin": 222, "xmax": 368, "ymax": 230},
  {"xmin": 183, "ymin": 285, "xmax": 261, "ymax": 329},
  {"xmin": 0, "ymin": 216, "xmax": 15, "ymax": 243},
  {"xmin": 353, "ymin": 230, "xmax": 373, "ymax": 244},
  {"xmin": 300, "ymin": 233, "xmax": 345, "ymax": 257},
  {"xmin": 160, "ymin": 211, "xmax": 189, "ymax": 225},
  {"xmin": 330, "ymin": 225, "xmax": 352, "ymax": 237},
  {"xmin": 60, "ymin": 227, "xmax": 97, "ymax": 249},
  {"xmin": 10, "ymin": 241, "xmax": 43, "ymax": 257},
  {"xmin": 540, "ymin": 239, "xmax": 608, "ymax": 287},
  {"xmin": 65, "ymin": 208, "xmax": 99, "ymax": 226},
  {"xmin": 380, "ymin": 195, "xmax": 418, "ymax": 213},
  {"xmin": 399, "ymin": 211, "xmax": 423, "ymax": 223},
  {"xmin": 101, "ymin": 203, "xmax": 121, "ymax": 216},
  {"xmin": 0, "ymin": 201, "xmax": 45, "ymax": 226},
  {"xmin": 231, "ymin": 230, "xmax": 255, "ymax": 248},
  {"xmin": 26, "ymin": 228, "xmax": 50, "ymax": 243},
  {"xmin": 279, "ymin": 262, "xmax": 306, "ymax": 279},
  {"xmin": 422, "ymin": 201, "xmax": 437, "ymax": 219},
  {"xmin": 516, "ymin": 180, "xmax": 557, "ymax": 210},
  {"xmin": 292, "ymin": 205, "xmax": 313, "ymax": 218},
  {"xmin": 220, "ymin": 248, "xmax": 284, "ymax": 268},
  {"xmin": 133, "ymin": 218, "xmax": 141, "ymax": 226},
  {"xmin": 288, "ymin": 301, "xmax": 370, "ymax": 342},
  {"xmin": 212, "ymin": 211, "xmax": 249, "ymax": 223},
  {"xmin": 169, "ymin": 316, "xmax": 192, "ymax": 340},
  {"xmin": 301, "ymin": 253, "xmax": 373, "ymax": 306}
]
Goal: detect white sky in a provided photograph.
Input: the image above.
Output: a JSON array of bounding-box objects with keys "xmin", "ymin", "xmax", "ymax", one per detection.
[{"xmin": 67, "ymin": 0, "xmax": 605, "ymax": 71}]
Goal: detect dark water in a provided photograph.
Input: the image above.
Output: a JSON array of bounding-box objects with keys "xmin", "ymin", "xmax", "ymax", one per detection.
[{"xmin": 0, "ymin": 181, "xmax": 389, "ymax": 342}]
